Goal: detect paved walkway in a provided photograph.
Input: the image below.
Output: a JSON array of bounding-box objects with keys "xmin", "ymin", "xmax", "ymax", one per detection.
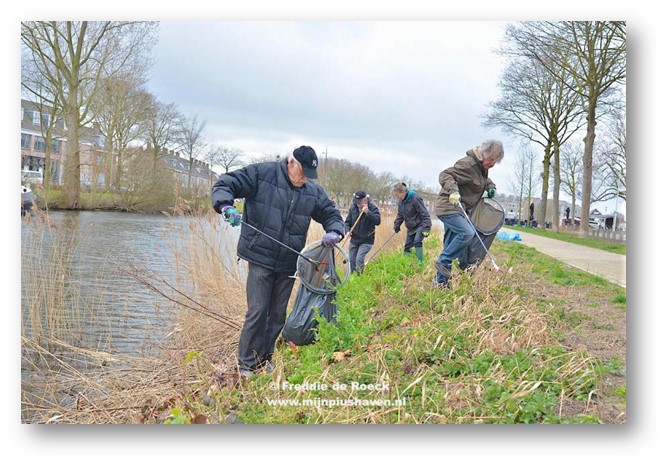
[{"xmin": 498, "ymin": 228, "xmax": 626, "ymax": 288}]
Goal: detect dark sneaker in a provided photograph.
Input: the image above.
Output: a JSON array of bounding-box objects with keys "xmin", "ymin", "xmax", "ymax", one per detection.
[
  {"xmin": 434, "ymin": 261, "xmax": 452, "ymax": 279},
  {"xmin": 265, "ymin": 362, "xmax": 275, "ymax": 373}
]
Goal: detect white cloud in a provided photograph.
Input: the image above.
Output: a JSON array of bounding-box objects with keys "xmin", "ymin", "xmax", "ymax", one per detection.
[{"xmin": 148, "ymin": 20, "xmax": 516, "ymax": 192}]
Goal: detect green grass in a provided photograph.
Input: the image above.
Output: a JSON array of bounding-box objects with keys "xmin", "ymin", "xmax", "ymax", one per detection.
[
  {"xmin": 196, "ymin": 242, "xmax": 623, "ymax": 424},
  {"xmin": 141, "ymin": 235, "xmax": 627, "ymax": 425},
  {"xmin": 506, "ymin": 226, "xmax": 626, "ymax": 255}
]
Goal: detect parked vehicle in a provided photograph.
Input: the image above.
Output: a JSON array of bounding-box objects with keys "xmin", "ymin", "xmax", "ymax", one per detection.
[{"xmin": 589, "ymin": 219, "xmax": 604, "ymax": 229}]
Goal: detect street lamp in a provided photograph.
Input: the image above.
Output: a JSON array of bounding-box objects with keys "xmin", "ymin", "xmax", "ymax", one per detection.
[{"xmin": 321, "ymin": 146, "xmax": 328, "ymax": 184}]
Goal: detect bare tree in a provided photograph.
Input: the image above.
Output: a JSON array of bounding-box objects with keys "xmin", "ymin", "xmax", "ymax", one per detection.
[
  {"xmin": 323, "ymin": 158, "xmax": 375, "ymax": 205},
  {"xmin": 366, "ymin": 171, "xmax": 396, "ymax": 205},
  {"xmin": 503, "ymin": 21, "xmax": 626, "ymax": 230},
  {"xmin": 91, "ymin": 73, "xmax": 153, "ymax": 190},
  {"xmin": 145, "ymin": 98, "xmax": 182, "ymax": 168},
  {"xmin": 559, "ymin": 141, "xmax": 584, "ymax": 223},
  {"xmin": 208, "ymin": 144, "xmax": 245, "ymax": 174},
  {"xmin": 176, "ymin": 113, "xmax": 207, "ymax": 191},
  {"xmin": 22, "ymin": 55, "xmax": 65, "ymax": 189},
  {"xmin": 596, "ymin": 108, "xmax": 626, "ymax": 202},
  {"xmin": 21, "ymin": 21, "xmax": 158, "ymax": 208},
  {"xmin": 485, "ymin": 35, "xmax": 584, "ymax": 228},
  {"xmin": 509, "ymin": 144, "xmax": 541, "ymax": 222}
]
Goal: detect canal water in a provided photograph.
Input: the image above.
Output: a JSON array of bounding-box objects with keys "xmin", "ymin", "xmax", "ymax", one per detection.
[{"xmin": 20, "ymin": 211, "xmax": 227, "ymax": 367}]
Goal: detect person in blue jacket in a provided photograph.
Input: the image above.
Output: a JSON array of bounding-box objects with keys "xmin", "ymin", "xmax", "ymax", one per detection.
[{"xmin": 212, "ymin": 146, "xmax": 344, "ymax": 377}]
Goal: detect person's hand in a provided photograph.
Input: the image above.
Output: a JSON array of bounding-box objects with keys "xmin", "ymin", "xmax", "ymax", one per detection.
[
  {"xmin": 394, "ymin": 226, "xmax": 400, "ymax": 234},
  {"xmin": 487, "ymin": 188, "xmax": 495, "ymax": 199},
  {"xmin": 223, "ymin": 206, "xmax": 242, "ymax": 227},
  {"xmin": 449, "ymin": 191, "xmax": 461, "ymax": 206},
  {"xmin": 422, "ymin": 230, "xmax": 430, "ymax": 238},
  {"xmin": 321, "ymin": 232, "xmax": 342, "ymax": 247},
  {"xmin": 361, "ymin": 205, "xmax": 369, "ymax": 214}
]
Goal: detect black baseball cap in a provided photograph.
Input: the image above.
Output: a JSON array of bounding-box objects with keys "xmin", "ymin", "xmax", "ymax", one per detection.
[
  {"xmin": 293, "ymin": 146, "xmax": 319, "ymax": 179},
  {"xmin": 353, "ymin": 191, "xmax": 367, "ymax": 202}
]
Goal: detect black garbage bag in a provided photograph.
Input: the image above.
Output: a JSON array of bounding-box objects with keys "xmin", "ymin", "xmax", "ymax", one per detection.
[
  {"xmin": 281, "ymin": 243, "xmax": 347, "ymax": 346},
  {"xmin": 282, "ymin": 287, "xmax": 338, "ymax": 346}
]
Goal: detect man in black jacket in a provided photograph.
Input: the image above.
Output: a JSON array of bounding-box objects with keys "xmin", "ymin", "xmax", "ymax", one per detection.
[
  {"xmin": 392, "ymin": 182, "xmax": 432, "ymax": 263},
  {"xmin": 344, "ymin": 191, "xmax": 381, "ymax": 274},
  {"xmin": 212, "ymin": 146, "xmax": 345, "ymax": 376}
]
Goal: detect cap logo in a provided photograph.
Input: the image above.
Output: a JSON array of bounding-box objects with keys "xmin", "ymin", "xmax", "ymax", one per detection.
[{"xmin": 312, "ymin": 160, "xmax": 317, "ymax": 168}]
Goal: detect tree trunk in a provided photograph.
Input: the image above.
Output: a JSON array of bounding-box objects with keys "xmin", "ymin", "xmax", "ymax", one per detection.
[
  {"xmin": 539, "ymin": 142, "xmax": 552, "ymax": 227},
  {"xmin": 580, "ymin": 93, "xmax": 597, "ymax": 236},
  {"xmin": 551, "ymin": 142, "xmax": 561, "ymax": 231},
  {"xmin": 64, "ymin": 91, "xmax": 81, "ymax": 209},
  {"xmin": 44, "ymin": 126, "xmax": 53, "ymax": 190},
  {"xmin": 105, "ymin": 138, "xmax": 114, "ymax": 189}
]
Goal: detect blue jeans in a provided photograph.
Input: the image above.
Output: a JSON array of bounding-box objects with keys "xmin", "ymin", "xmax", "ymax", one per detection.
[{"xmin": 434, "ymin": 214, "xmax": 475, "ymax": 283}]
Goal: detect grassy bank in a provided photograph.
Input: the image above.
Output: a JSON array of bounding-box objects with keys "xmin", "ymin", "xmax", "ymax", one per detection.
[
  {"xmin": 21, "ymin": 215, "xmax": 626, "ymax": 424},
  {"xmin": 202, "ymin": 238, "xmax": 625, "ymax": 424},
  {"xmin": 32, "ymin": 184, "xmax": 211, "ymax": 214},
  {"xmin": 505, "ymin": 225, "xmax": 626, "ymax": 255}
]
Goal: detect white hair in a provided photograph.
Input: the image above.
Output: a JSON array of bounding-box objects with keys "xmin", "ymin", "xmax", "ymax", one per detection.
[{"xmin": 481, "ymin": 140, "xmax": 504, "ymax": 163}]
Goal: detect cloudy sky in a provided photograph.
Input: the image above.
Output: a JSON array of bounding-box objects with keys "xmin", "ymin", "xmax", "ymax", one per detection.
[
  {"xmin": 147, "ymin": 20, "xmax": 627, "ymax": 214},
  {"xmin": 148, "ymin": 21, "xmax": 514, "ymax": 191}
]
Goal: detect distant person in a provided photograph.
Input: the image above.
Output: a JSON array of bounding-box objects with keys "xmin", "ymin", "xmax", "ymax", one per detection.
[
  {"xmin": 392, "ymin": 182, "xmax": 432, "ymax": 263},
  {"xmin": 344, "ymin": 190, "xmax": 381, "ymax": 274},
  {"xmin": 433, "ymin": 140, "xmax": 504, "ymax": 288},
  {"xmin": 566, "ymin": 206, "xmax": 571, "ymax": 220},
  {"xmin": 529, "ymin": 202, "xmax": 535, "ymax": 222},
  {"xmin": 212, "ymin": 146, "xmax": 345, "ymax": 377}
]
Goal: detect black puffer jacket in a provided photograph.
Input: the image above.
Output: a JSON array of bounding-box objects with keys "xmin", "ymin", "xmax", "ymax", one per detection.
[
  {"xmin": 393, "ymin": 189, "xmax": 432, "ymax": 233},
  {"xmin": 344, "ymin": 201, "xmax": 381, "ymax": 246},
  {"xmin": 212, "ymin": 159, "xmax": 344, "ymax": 273}
]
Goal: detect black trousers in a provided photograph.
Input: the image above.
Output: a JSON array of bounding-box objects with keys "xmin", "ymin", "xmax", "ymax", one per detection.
[
  {"xmin": 238, "ymin": 262, "xmax": 295, "ymax": 371},
  {"xmin": 403, "ymin": 228, "xmax": 426, "ymax": 252}
]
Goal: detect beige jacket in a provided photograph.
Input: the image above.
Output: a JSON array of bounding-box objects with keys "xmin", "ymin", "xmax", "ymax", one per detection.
[{"xmin": 434, "ymin": 147, "xmax": 496, "ymax": 217}]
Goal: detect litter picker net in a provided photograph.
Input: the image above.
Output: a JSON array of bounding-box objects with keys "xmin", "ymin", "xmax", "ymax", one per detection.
[{"xmin": 282, "ymin": 241, "xmax": 350, "ymax": 346}]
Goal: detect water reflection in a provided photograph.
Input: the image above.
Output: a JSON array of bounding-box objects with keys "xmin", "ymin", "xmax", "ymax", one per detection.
[{"xmin": 21, "ymin": 211, "xmax": 198, "ymax": 361}]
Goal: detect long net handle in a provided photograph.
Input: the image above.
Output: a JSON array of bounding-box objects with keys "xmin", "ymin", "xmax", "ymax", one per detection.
[{"xmin": 335, "ymin": 209, "xmax": 364, "ymax": 263}]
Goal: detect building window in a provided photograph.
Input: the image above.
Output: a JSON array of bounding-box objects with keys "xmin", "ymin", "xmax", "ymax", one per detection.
[
  {"xmin": 42, "ymin": 114, "xmax": 51, "ymax": 126},
  {"xmin": 51, "ymin": 140, "xmax": 60, "ymax": 154},
  {"xmin": 32, "ymin": 111, "xmax": 40, "ymax": 126},
  {"xmin": 21, "ymin": 133, "xmax": 31, "ymax": 149},
  {"xmin": 34, "ymin": 136, "xmax": 46, "ymax": 152},
  {"xmin": 22, "ymin": 155, "xmax": 45, "ymax": 172}
]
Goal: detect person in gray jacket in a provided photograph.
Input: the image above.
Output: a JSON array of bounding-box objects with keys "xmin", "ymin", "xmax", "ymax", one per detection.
[
  {"xmin": 212, "ymin": 146, "xmax": 345, "ymax": 376},
  {"xmin": 392, "ymin": 182, "xmax": 432, "ymax": 263},
  {"xmin": 433, "ymin": 140, "xmax": 504, "ymax": 288}
]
